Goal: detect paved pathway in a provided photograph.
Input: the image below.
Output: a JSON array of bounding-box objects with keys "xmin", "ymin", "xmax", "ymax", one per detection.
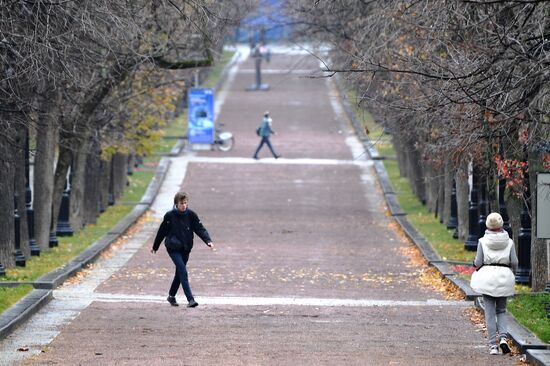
[{"xmin": 0, "ymin": 47, "xmax": 521, "ymax": 365}]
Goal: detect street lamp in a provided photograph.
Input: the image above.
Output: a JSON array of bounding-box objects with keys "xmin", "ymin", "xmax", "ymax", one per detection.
[
  {"xmin": 516, "ymin": 168, "xmax": 532, "ymax": 285},
  {"xmin": 477, "ymin": 175, "xmax": 488, "ymax": 239},
  {"xmin": 56, "ymin": 167, "xmax": 74, "ymax": 236},
  {"xmin": 14, "ymin": 188, "xmax": 26, "ymax": 267},
  {"xmin": 246, "ymin": 41, "xmax": 270, "ymax": 91},
  {"xmin": 465, "ymin": 167, "xmax": 480, "ymax": 251},
  {"xmin": 447, "ymin": 179, "xmax": 458, "ymax": 230}
]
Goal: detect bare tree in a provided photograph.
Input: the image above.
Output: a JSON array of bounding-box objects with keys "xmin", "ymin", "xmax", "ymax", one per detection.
[
  {"xmin": 0, "ymin": 0, "xmax": 250, "ymax": 267},
  {"xmin": 288, "ymin": 0, "xmax": 550, "ymax": 289}
]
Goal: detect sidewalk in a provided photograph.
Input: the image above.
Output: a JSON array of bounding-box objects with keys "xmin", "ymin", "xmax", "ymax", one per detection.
[{"xmin": 0, "ymin": 46, "xmax": 529, "ymax": 365}]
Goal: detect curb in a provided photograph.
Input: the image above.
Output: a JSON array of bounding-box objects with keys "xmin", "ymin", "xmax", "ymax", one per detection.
[
  {"xmin": 333, "ymin": 74, "xmax": 550, "ymax": 364},
  {"xmin": 0, "ymin": 157, "xmax": 170, "ymax": 340},
  {"xmin": 0, "ymin": 289, "xmax": 52, "ymax": 340}
]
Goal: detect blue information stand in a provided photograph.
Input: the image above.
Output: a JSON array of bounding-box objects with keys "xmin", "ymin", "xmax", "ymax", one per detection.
[{"xmin": 188, "ymin": 88, "xmax": 215, "ymax": 147}]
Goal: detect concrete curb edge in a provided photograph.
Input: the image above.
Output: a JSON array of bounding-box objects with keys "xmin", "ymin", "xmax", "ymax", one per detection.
[{"xmin": 0, "ymin": 289, "xmax": 52, "ymax": 340}]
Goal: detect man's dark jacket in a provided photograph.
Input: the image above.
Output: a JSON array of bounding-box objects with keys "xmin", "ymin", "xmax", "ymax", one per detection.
[{"xmin": 152, "ymin": 208, "xmax": 211, "ymax": 252}]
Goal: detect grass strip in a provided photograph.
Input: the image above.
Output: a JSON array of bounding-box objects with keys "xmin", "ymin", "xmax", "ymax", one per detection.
[
  {"xmin": 509, "ymin": 292, "xmax": 550, "ymax": 343},
  {"xmin": 0, "ymin": 286, "xmax": 34, "ymax": 314}
]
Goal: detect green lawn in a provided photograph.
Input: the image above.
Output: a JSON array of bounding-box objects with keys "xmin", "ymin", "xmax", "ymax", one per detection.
[
  {"xmin": 202, "ymin": 51, "xmax": 236, "ymax": 89},
  {"xmin": 0, "ymin": 286, "xmax": 34, "ymax": 314},
  {"xmin": 509, "ymin": 293, "xmax": 550, "ymax": 343}
]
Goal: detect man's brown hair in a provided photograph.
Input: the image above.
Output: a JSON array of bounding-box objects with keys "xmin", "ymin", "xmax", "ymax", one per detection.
[{"xmin": 174, "ymin": 191, "xmax": 189, "ymax": 204}]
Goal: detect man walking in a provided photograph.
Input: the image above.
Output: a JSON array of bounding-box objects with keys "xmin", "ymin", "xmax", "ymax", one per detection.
[{"xmin": 253, "ymin": 111, "xmax": 280, "ymax": 159}]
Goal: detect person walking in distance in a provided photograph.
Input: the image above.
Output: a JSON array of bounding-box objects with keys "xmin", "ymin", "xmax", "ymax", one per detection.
[
  {"xmin": 151, "ymin": 192, "xmax": 214, "ymax": 308},
  {"xmin": 253, "ymin": 111, "xmax": 280, "ymax": 159},
  {"xmin": 470, "ymin": 212, "xmax": 518, "ymax": 355}
]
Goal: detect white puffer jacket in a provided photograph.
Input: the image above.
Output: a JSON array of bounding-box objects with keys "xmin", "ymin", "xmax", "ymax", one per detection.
[{"xmin": 470, "ymin": 231, "xmax": 516, "ymax": 297}]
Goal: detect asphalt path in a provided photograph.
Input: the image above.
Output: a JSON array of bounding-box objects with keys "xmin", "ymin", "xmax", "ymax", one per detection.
[{"xmin": 0, "ymin": 47, "xmax": 521, "ymax": 365}]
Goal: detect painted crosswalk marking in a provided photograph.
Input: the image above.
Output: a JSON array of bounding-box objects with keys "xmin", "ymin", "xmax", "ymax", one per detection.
[{"xmin": 54, "ymin": 292, "xmax": 471, "ymax": 308}]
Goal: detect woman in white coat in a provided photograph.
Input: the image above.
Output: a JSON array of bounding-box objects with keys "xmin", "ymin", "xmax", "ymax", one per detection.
[{"xmin": 470, "ymin": 212, "xmax": 518, "ymax": 355}]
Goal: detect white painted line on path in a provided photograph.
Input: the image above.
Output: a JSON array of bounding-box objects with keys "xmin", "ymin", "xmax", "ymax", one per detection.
[
  {"xmin": 54, "ymin": 292, "xmax": 471, "ymax": 308},
  {"xmin": 239, "ymin": 69, "xmax": 326, "ymax": 75},
  {"xmin": 150, "ymin": 156, "xmax": 190, "ymax": 217},
  {"xmin": 183, "ymin": 156, "xmax": 373, "ymax": 167},
  {"xmin": 214, "ymin": 51, "xmax": 244, "ymax": 118}
]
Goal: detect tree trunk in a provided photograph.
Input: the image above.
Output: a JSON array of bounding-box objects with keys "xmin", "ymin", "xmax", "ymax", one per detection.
[
  {"xmin": 83, "ymin": 141, "xmax": 102, "ymax": 225},
  {"xmin": 487, "ymin": 169, "xmax": 498, "ymax": 213},
  {"xmin": 392, "ymin": 134, "xmax": 407, "ymax": 178},
  {"xmin": 437, "ymin": 168, "xmax": 445, "ymax": 223},
  {"xmin": 69, "ymin": 139, "xmax": 92, "ymax": 231},
  {"xmin": 455, "ymin": 162, "xmax": 470, "ymax": 240},
  {"xmin": 0, "ymin": 127, "xmax": 16, "ymax": 268},
  {"xmin": 408, "ymin": 145, "xmax": 426, "ymax": 204},
  {"xmin": 443, "ymin": 163, "xmax": 453, "ymax": 226},
  {"xmin": 531, "ymin": 201, "xmax": 547, "ymax": 292},
  {"xmin": 100, "ymin": 158, "xmax": 111, "ymax": 211},
  {"xmin": 33, "ymin": 105, "xmax": 58, "ymax": 251},
  {"xmin": 506, "ymin": 194, "xmax": 522, "ymax": 243},
  {"xmin": 529, "ymin": 153, "xmax": 547, "ymax": 291},
  {"xmin": 425, "ymin": 164, "xmax": 438, "ymax": 214},
  {"xmin": 112, "ymin": 153, "xmax": 128, "ymax": 200}
]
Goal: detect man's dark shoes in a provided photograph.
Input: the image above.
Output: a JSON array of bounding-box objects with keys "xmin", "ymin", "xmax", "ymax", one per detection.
[
  {"xmin": 167, "ymin": 295, "xmax": 179, "ymax": 307},
  {"xmin": 253, "ymin": 156, "xmax": 259, "ymax": 160},
  {"xmin": 187, "ymin": 299, "xmax": 199, "ymax": 308}
]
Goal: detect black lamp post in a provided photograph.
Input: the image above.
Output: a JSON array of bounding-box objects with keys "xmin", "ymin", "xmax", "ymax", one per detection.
[
  {"xmin": 452, "ymin": 226, "xmax": 459, "ymax": 240},
  {"xmin": 25, "ymin": 128, "xmax": 40, "ymax": 256},
  {"xmin": 465, "ymin": 168, "xmax": 480, "ymax": 251},
  {"xmin": 48, "ymin": 231, "xmax": 58, "ymax": 247},
  {"xmin": 98, "ymin": 160, "xmax": 105, "ymax": 213},
  {"xmin": 56, "ymin": 168, "xmax": 74, "ymax": 236},
  {"xmin": 127, "ymin": 154, "xmax": 134, "ymax": 176},
  {"xmin": 498, "ymin": 179, "xmax": 513, "ymax": 238},
  {"xmin": 14, "ymin": 189, "xmax": 26, "ymax": 267},
  {"xmin": 477, "ymin": 175, "xmax": 488, "ymax": 239},
  {"xmin": 108, "ymin": 157, "xmax": 115, "ymax": 206},
  {"xmin": 246, "ymin": 39, "xmax": 270, "ymax": 91},
  {"xmin": 448, "ymin": 179, "xmax": 458, "ymax": 230},
  {"xmin": 516, "ymin": 171, "xmax": 532, "ymax": 285}
]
